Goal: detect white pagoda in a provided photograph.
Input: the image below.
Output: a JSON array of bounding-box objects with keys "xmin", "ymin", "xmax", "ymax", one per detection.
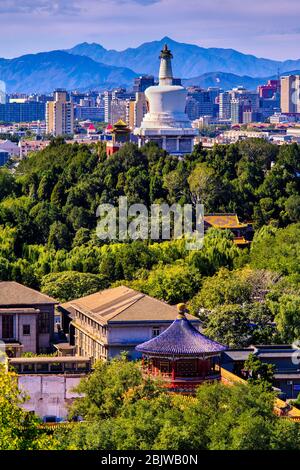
[{"xmin": 134, "ymin": 44, "xmax": 198, "ymax": 155}]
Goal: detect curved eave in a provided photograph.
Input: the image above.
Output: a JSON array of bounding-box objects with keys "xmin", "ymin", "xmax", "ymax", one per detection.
[
  {"xmin": 135, "ymin": 317, "xmax": 226, "ymax": 356},
  {"xmin": 137, "ymin": 350, "xmax": 224, "ymax": 359}
]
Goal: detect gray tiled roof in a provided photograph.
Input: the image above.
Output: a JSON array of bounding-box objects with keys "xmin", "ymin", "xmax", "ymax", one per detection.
[
  {"xmin": 61, "ymin": 286, "xmax": 200, "ymax": 326},
  {"xmin": 0, "ymin": 281, "xmax": 57, "ymax": 306}
]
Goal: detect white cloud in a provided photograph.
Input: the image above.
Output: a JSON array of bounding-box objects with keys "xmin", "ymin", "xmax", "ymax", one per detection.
[{"xmin": 1, "ymin": 0, "xmax": 300, "ymax": 60}]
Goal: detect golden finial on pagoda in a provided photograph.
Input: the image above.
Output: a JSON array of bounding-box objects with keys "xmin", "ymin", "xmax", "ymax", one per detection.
[{"xmin": 177, "ymin": 303, "xmax": 187, "ymax": 319}]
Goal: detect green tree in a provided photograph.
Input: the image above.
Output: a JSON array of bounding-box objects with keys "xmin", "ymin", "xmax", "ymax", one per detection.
[
  {"xmin": 133, "ymin": 262, "xmax": 201, "ymax": 304},
  {"xmin": 188, "ymin": 267, "xmax": 252, "ymax": 313},
  {"xmin": 47, "ymin": 221, "xmax": 71, "ymax": 250},
  {"xmin": 69, "ymin": 355, "xmax": 161, "ymax": 422},
  {"xmin": 0, "ymin": 366, "xmax": 57, "ymax": 450},
  {"xmin": 188, "ymin": 162, "xmax": 216, "ymax": 206},
  {"xmin": 41, "ymin": 271, "xmax": 109, "ymax": 302},
  {"xmin": 203, "ymin": 303, "xmax": 276, "ymax": 347},
  {"xmin": 243, "ymin": 353, "xmax": 275, "ymax": 390}
]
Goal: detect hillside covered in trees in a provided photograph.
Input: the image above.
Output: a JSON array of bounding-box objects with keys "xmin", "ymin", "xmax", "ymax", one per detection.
[{"xmin": 0, "ymin": 138, "xmax": 300, "ymax": 346}]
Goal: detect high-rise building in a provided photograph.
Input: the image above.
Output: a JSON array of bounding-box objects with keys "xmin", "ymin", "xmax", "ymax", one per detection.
[
  {"xmin": 46, "ymin": 90, "xmax": 74, "ymax": 136},
  {"xmin": 133, "ymin": 92, "xmax": 148, "ymax": 128},
  {"xmin": 219, "ymin": 92, "xmax": 231, "ymax": 119},
  {"xmin": 110, "ymin": 98, "xmax": 128, "ymax": 124},
  {"xmin": 281, "ymin": 75, "xmax": 300, "ymax": 114},
  {"xmin": 133, "ymin": 76, "xmax": 155, "ymax": 93},
  {"xmin": 104, "ymin": 89, "xmax": 135, "ymax": 123},
  {"xmin": 0, "ymin": 80, "xmax": 7, "ymax": 105},
  {"xmin": 258, "ymin": 80, "xmax": 280, "ymax": 99},
  {"xmin": 74, "ymin": 106, "xmax": 105, "ymax": 122},
  {"xmin": 230, "ymin": 88, "xmax": 259, "ymax": 124},
  {"xmin": 186, "ymin": 87, "xmax": 220, "ymax": 121},
  {"xmin": 104, "ymin": 91, "xmax": 112, "ymax": 123},
  {"xmin": 126, "ymin": 92, "xmax": 148, "ymax": 129},
  {"xmin": 0, "ymin": 101, "xmax": 45, "ymax": 123}
]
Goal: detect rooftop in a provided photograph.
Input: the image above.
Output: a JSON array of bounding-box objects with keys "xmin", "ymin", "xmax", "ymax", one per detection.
[
  {"xmin": 0, "ymin": 307, "xmax": 40, "ymax": 315},
  {"xmin": 136, "ymin": 307, "xmax": 226, "ymax": 356},
  {"xmin": 204, "ymin": 214, "xmax": 249, "ymax": 229},
  {"xmin": 61, "ymin": 286, "xmax": 200, "ymax": 326},
  {"xmin": 0, "ymin": 282, "xmax": 57, "ymax": 306},
  {"xmin": 9, "ymin": 356, "xmax": 90, "ymax": 364}
]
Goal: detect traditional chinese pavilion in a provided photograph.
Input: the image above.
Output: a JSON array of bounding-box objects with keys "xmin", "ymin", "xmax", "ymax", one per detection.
[
  {"xmin": 136, "ymin": 304, "xmax": 226, "ymax": 393},
  {"xmin": 204, "ymin": 213, "xmax": 253, "ymax": 247},
  {"xmin": 106, "ymin": 119, "xmax": 131, "ymax": 156}
]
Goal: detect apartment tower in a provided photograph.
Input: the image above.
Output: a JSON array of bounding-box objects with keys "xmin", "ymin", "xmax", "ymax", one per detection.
[{"xmin": 46, "ymin": 89, "xmax": 74, "ymax": 136}]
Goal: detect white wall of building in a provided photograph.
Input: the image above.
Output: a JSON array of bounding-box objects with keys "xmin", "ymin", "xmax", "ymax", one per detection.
[{"xmin": 18, "ymin": 375, "xmax": 83, "ymax": 421}]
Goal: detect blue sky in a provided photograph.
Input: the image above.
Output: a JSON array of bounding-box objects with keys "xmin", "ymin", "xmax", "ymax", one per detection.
[{"xmin": 1, "ymin": 0, "xmax": 300, "ymax": 60}]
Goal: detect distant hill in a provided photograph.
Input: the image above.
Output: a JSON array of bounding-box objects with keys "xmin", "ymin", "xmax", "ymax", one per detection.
[
  {"xmin": 2, "ymin": 37, "xmax": 300, "ymax": 94},
  {"xmin": 184, "ymin": 69, "xmax": 300, "ymax": 91},
  {"xmin": 0, "ymin": 51, "xmax": 138, "ymax": 93},
  {"xmin": 67, "ymin": 37, "xmax": 300, "ymax": 79},
  {"xmin": 183, "ymin": 72, "xmax": 271, "ymax": 90}
]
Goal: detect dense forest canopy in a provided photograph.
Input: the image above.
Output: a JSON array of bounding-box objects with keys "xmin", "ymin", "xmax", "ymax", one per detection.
[{"xmin": 0, "ymin": 137, "xmax": 300, "ymax": 345}]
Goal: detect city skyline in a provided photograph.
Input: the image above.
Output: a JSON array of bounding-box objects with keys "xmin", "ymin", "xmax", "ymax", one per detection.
[{"xmin": 1, "ymin": 0, "xmax": 300, "ymax": 60}]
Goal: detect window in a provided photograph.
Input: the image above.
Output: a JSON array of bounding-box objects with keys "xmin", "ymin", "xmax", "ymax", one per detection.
[
  {"xmin": 23, "ymin": 324, "xmax": 30, "ymax": 336},
  {"xmin": 38, "ymin": 312, "xmax": 50, "ymax": 334},
  {"xmin": 2, "ymin": 315, "xmax": 14, "ymax": 339},
  {"xmin": 152, "ymin": 327, "xmax": 161, "ymax": 338}
]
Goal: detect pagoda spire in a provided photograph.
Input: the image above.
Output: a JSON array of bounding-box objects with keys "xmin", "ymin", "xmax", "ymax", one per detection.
[{"xmin": 159, "ymin": 44, "xmax": 173, "ymax": 86}]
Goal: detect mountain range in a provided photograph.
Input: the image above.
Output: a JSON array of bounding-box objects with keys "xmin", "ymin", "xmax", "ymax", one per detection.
[
  {"xmin": 0, "ymin": 51, "xmax": 137, "ymax": 94},
  {"xmin": 67, "ymin": 37, "xmax": 300, "ymax": 79},
  {"xmin": 1, "ymin": 37, "xmax": 300, "ymax": 93}
]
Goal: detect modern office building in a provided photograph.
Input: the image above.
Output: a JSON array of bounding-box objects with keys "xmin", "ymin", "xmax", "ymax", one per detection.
[
  {"xmin": 219, "ymin": 91, "xmax": 232, "ymax": 119},
  {"xmin": 74, "ymin": 106, "xmax": 104, "ymax": 122},
  {"xmin": 0, "ymin": 80, "xmax": 7, "ymax": 105},
  {"xmin": 46, "ymin": 89, "xmax": 74, "ymax": 136},
  {"xmin": 126, "ymin": 92, "xmax": 148, "ymax": 129},
  {"xmin": 230, "ymin": 87, "xmax": 260, "ymax": 124},
  {"xmin": 0, "ymin": 149, "xmax": 9, "ymax": 166},
  {"xmin": 258, "ymin": 80, "xmax": 280, "ymax": 99},
  {"xmin": 281, "ymin": 75, "xmax": 300, "ymax": 114},
  {"xmin": 133, "ymin": 75, "xmax": 155, "ymax": 93},
  {"xmin": 186, "ymin": 87, "xmax": 220, "ymax": 121},
  {"xmin": 0, "ymin": 101, "xmax": 46, "ymax": 123},
  {"xmin": 110, "ymin": 98, "xmax": 128, "ymax": 124},
  {"xmin": 104, "ymin": 89, "xmax": 135, "ymax": 123}
]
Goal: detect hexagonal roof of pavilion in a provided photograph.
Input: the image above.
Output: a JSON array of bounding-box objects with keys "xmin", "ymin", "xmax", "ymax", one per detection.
[{"xmin": 136, "ymin": 305, "xmax": 226, "ymax": 357}]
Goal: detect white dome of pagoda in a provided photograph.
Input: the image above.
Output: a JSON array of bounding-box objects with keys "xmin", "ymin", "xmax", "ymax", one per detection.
[
  {"xmin": 134, "ymin": 44, "xmax": 198, "ymax": 155},
  {"xmin": 139, "ymin": 44, "xmax": 193, "ymax": 130}
]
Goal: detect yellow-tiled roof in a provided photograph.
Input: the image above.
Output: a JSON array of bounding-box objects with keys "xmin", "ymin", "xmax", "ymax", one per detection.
[
  {"xmin": 233, "ymin": 237, "xmax": 251, "ymax": 246},
  {"xmin": 204, "ymin": 214, "xmax": 248, "ymax": 229}
]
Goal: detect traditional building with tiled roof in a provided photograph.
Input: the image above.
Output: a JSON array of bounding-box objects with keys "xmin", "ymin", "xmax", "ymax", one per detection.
[
  {"xmin": 204, "ymin": 213, "xmax": 253, "ymax": 247},
  {"xmin": 136, "ymin": 303, "xmax": 226, "ymax": 393},
  {"xmin": 0, "ymin": 281, "xmax": 57, "ymax": 356},
  {"xmin": 59, "ymin": 286, "xmax": 201, "ymax": 362},
  {"xmin": 106, "ymin": 119, "xmax": 131, "ymax": 156}
]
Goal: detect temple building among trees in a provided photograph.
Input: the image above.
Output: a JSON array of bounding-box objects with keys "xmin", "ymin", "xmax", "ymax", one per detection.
[
  {"xmin": 136, "ymin": 304, "xmax": 226, "ymax": 393},
  {"xmin": 106, "ymin": 119, "xmax": 131, "ymax": 156},
  {"xmin": 204, "ymin": 214, "xmax": 253, "ymax": 247}
]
